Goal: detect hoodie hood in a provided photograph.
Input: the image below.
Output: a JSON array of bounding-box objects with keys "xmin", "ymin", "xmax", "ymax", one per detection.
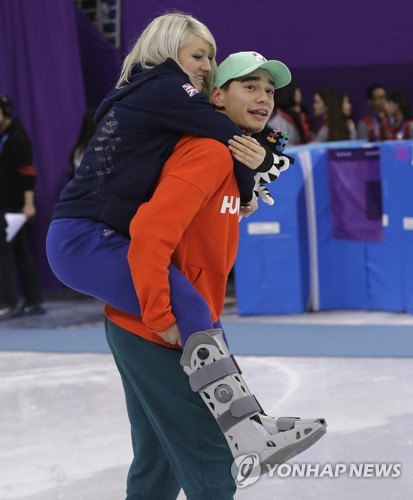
[{"xmin": 95, "ymin": 59, "xmax": 185, "ymax": 123}]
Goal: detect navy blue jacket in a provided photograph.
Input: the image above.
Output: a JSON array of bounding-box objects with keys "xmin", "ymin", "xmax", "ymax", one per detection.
[{"xmin": 53, "ymin": 59, "xmax": 264, "ymax": 235}]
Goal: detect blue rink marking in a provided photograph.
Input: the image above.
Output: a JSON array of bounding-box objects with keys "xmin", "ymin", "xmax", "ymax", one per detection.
[{"xmin": 1, "ymin": 322, "xmax": 413, "ymax": 357}]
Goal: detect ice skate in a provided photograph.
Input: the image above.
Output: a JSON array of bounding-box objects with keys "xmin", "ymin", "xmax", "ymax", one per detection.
[{"xmin": 181, "ymin": 329, "xmax": 327, "ymax": 474}]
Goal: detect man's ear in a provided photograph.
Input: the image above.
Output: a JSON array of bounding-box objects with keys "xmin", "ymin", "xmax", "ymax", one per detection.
[{"xmin": 211, "ymin": 87, "xmax": 225, "ymax": 108}]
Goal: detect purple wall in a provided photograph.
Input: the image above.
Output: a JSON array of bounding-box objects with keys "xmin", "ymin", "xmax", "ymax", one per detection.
[
  {"xmin": 122, "ymin": 0, "xmax": 413, "ymax": 67},
  {"xmin": 122, "ymin": 0, "xmax": 413, "ymax": 120},
  {"xmin": 75, "ymin": 7, "xmax": 121, "ymax": 107},
  {"xmin": 0, "ymin": 0, "xmax": 86, "ymax": 291},
  {"xmin": 0, "ymin": 0, "xmax": 121, "ymax": 292}
]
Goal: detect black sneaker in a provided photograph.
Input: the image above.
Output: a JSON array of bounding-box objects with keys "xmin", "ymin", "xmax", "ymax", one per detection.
[
  {"xmin": 22, "ymin": 305, "xmax": 46, "ymax": 316},
  {"xmin": 0, "ymin": 306, "xmax": 22, "ymax": 320}
]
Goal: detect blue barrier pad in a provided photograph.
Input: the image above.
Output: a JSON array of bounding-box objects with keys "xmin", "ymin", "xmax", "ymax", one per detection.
[
  {"xmin": 381, "ymin": 141, "xmax": 413, "ymax": 313},
  {"xmin": 235, "ymin": 140, "xmax": 413, "ymax": 315},
  {"xmin": 235, "ymin": 161, "xmax": 309, "ymax": 315},
  {"xmin": 366, "ymin": 142, "xmax": 407, "ymax": 311},
  {"xmin": 310, "ymin": 146, "xmax": 370, "ymax": 310}
]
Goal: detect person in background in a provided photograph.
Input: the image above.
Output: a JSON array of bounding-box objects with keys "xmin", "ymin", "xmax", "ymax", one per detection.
[
  {"xmin": 0, "ymin": 95, "xmax": 44, "ymax": 319},
  {"xmin": 357, "ymin": 84, "xmax": 394, "ymax": 141},
  {"xmin": 339, "ymin": 92, "xmax": 357, "ymax": 140},
  {"xmin": 386, "ymin": 90, "xmax": 413, "ymax": 140},
  {"xmin": 312, "ymin": 88, "xmax": 350, "ymax": 142},
  {"xmin": 68, "ymin": 108, "xmax": 97, "ymax": 180},
  {"xmin": 267, "ymin": 80, "xmax": 311, "ymax": 145}
]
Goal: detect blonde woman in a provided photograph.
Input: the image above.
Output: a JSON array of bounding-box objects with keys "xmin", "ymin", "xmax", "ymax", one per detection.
[{"xmin": 47, "ymin": 12, "xmax": 277, "ymax": 344}]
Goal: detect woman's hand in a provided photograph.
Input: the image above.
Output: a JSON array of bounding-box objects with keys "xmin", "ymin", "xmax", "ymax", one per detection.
[
  {"xmin": 156, "ymin": 323, "xmax": 182, "ymax": 346},
  {"xmin": 228, "ymin": 135, "xmax": 266, "ymax": 170},
  {"xmin": 239, "ymin": 195, "xmax": 258, "ymax": 218}
]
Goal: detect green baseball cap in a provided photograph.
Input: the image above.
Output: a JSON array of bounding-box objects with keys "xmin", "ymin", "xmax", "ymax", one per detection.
[{"xmin": 214, "ymin": 51, "xmax": 291, "ymax": 90}]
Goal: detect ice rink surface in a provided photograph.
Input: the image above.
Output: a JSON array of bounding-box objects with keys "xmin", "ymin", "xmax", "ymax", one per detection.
[{"xmin": 1, "ymin": 299, "xmax": 412, "ymax": 499}]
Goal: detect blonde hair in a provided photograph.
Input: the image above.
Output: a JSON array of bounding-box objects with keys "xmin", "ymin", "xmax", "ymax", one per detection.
[{"xmin": 116, "ymin": 12, "xmax": 217, "ymax": 96}]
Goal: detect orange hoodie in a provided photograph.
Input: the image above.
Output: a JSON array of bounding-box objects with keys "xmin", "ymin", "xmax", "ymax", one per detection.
[{"xmin": 104, "ymin": 135, "xmax": 240, "ymax": 347}]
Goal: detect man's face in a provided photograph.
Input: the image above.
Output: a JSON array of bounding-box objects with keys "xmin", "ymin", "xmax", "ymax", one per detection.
[
  {"xmin": 211, "ymin": 69, "xmax": 275, "ymax": 134},
  {"xmin": 369, "ymin": 87, "xmax": 387, "ymax": 114}
]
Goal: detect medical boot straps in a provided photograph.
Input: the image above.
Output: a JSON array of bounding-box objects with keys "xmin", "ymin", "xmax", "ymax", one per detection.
[{"xmin": 180, "ymin": 329, "xmax": 327, "ymax": 474}]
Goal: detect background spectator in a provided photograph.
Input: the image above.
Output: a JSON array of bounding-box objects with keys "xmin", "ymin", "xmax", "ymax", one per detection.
[
  {"xmin": 312, "ymin": 88, "xmax": 350, "ymax": 142},
  {"xmin": 268, "ymin": 80, "xmax": 311, "ymax": 145},
  {"xmin": 68, "ymin": 108, "xmax": 97, "ymax": 180},
  {"xmin": 386, "ymin": 90, "xmax": 413, "ymax": 140},
  {"xmin": 339, "ymin": 92, "xmax": 357, "ymax": 140},
  {"xmin": 357, "ymin": 84, "xmax": 394, "ymax": 141},
  {"xmin": 0, "ymin": 95, "xmax": 44, "ymax": 319}
]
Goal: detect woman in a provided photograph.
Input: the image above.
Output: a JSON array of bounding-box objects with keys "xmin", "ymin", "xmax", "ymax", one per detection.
[
  {"xmin": 47, "ymin": 12, "xmax": 279, "ymax": 346},
  {"xmin": 386, "ymin": 90, "xmax": 413, "ymax": 139},
  {"xmin": 312, "ymin": 88, "xmax": 351, "ymax": 142},
  {"xmin": 340, "ymin": 92, "xmax": 357, "ymax": 140},
  {"xmin": 268, "ymin": 80, "xmax": 311, "ymax": 145},
  {"xmin": 67, "ymin": 108, "xmax": 97, "ymax": 180}
]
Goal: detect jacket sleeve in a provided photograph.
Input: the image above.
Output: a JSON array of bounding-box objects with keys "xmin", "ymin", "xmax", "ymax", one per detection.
[
  {"xmin": 145, "ymin": 76, "xmax": 242, "ymax": 141},
  {"xmin": 10, "ymin": 128, "xmax": 37, "ymax": 191},
  {"xmin": 127, "ymin": 138, "xmax": 233, "ymax": 333},
  {"xmin": 141, "ymin": 77, "xmax": 257, "ymax": 201}
]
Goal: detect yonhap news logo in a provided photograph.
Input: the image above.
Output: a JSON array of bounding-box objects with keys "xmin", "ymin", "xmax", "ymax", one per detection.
[
  {"xmin": 231, "ymin": 456, "xmax": 402, "ymax": 488},
  {"xmin": 231, "ymin": 453, "xmax": 261, "ymax": 488}
]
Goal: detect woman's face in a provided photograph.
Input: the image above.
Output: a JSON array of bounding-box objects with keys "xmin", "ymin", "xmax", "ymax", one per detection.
[
  {"xmin": 313, "ymin": 93, "xmax": 326, "ymax": 117},
  {"xmin": 178, "ymin": 36, "xmax": 213, "ymax": 92},
  {"xmin": 342, "ymin": 95, "xmax": 352, "ymax": 117},
  {"xmin": 294, "ymin": 88, "xmax": 302, "ymax": 106}
]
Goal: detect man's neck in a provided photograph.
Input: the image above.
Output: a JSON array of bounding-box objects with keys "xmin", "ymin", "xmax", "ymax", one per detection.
[{"xmin": 214, "ymin": 108, "xmax": 252, "ymax": 135}]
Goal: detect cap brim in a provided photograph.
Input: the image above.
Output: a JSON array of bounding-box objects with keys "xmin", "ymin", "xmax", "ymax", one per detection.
[{"xmin": 233, "ymin": 60, "xmax": 291, "ymax": 89}]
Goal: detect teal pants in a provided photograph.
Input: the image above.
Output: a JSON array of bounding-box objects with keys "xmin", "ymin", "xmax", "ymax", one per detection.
[{"xmin": 105, "ymin": 319, "xmax": 236, "ymax": 500}]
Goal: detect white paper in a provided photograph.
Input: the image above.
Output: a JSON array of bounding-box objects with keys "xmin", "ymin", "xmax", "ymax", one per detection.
[{"xmin": 5, "ymin": 213, "xmax": 27, "ymax": 242}]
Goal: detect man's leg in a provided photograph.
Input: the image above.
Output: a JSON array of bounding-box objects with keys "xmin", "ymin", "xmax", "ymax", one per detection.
[
  {"xmin": 181, "ymin": 329, "xmax": 327, "ymax": 477},
  {"xmin": 12, "ymin": 224, "xmax": 43, "ymax": 309},
  {"xmin": 105, "ymin": 319, "xmax": 236, "ymax": 500},
  {"xmin": 106, "ymin": 335, "xmax": 181, "ymax": 499}
]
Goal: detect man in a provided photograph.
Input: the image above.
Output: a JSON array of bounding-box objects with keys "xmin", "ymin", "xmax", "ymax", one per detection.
[
  {"xmin": 0, "ymin": 95, "xmax": 44, "ymax": 319},
  {"xmin": 357, "ymin": 84, "xmax": 394, "ymax": 141},
  {"xmin": 104, "ymin": 53, "xmax": 326, "ymax": 499}
]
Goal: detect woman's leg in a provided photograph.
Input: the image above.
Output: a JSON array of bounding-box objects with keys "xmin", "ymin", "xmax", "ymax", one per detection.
[
  {"xmin": 105, "ymin": 318, "xmax": 236, "ymax": 499},
  {"xmin": 46, "ymin": 219, "xmax": 215, "ymax": 345}
]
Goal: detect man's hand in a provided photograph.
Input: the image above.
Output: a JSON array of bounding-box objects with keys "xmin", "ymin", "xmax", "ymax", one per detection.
[
  {"xmin": 23, "ymin": 190, "xmax": 36, "ymax": 218},
  {"xmin": 22, "ymin": 204, "xmax": 36, "ymax": 218},
  {"xmin": 228, "ymin": 135, "xmax": 266, "ymax": 170},
  {"xmin": 156, "ymin": 323, "xmax": 182, "ymax": 346}
]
